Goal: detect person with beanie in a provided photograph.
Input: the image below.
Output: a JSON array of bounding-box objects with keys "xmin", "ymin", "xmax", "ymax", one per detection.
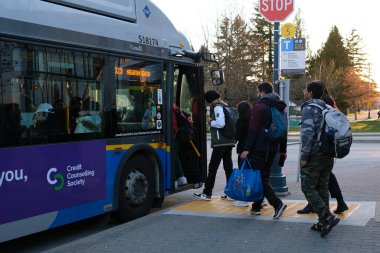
[{"xmin": 193, "ymin": 90, "xmax": 236, "ymax": 201}]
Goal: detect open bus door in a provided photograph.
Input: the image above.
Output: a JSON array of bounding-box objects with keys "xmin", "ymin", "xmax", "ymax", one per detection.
[{"xmin": 172, "ymin": 64, "xmax": 207, "ymax": 189}]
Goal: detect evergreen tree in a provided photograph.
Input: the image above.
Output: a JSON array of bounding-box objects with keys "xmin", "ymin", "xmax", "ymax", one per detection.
[
  {"xmin": 319, "ymin": 26, "xmax": 351, "ymax": 69},
  {"xmin": 250, "ymin": 3, "xmax": 272, "ymax": 82},
  {"xmin": 214, "ymin": 14, "xmax": 259, "ymax": 106},
  {"xmin": 345, "ymin": 29, "xmax": 368, "ymax": 78},
  {"xmin": 308, "ymin": 26, "xmax": 352, "ymax": 112}
]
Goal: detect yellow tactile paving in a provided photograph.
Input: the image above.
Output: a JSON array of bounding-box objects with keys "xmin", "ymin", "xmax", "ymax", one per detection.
[{"xmin": 173, "ymin": 198, "xmax": 359, "ymax": 221}]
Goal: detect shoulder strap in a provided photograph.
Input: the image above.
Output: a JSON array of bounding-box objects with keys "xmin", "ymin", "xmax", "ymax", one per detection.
[
  {"xmin": 307, "ymin": 103, "xmax": 326, "ymax": 142},
  {"xmin": 216, "ymin": 101, "xmax": 227, "ymax": 108},
  {"xmin": 308, "ymin": 102, "xmax": 324, "ymax": 111}
]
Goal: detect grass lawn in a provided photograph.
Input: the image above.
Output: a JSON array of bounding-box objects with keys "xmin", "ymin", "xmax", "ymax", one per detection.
[
  {"xmin": 289, "ymin": 119, "xmax": 380, "ymax": 133},
  {"xmin": 350, "ymin": 120, "xmax": 380, "ymax": 133}
]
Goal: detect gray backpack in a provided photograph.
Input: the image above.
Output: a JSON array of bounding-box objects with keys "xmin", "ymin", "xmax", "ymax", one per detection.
[{"xmin": 309, "ymin": 103, "xmax": 352, "ymax": 158}]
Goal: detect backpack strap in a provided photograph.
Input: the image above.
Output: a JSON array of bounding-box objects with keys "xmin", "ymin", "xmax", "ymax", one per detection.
[
  {"xmin": 216, "ymin": 101, "xmax": 227, "ymax": 108},
  {"xmin": 308, "ymin": 103, "xmax": 326, "ymax": 143},
  {"xmin": 216, "ymin": 101, "xmax": 227, "ymax": 122}
]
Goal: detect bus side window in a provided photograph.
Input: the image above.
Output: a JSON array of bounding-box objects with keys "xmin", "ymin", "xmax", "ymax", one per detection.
[{"xmin": 0, "ymin": 103, "xmax": 23, "ymax": 147}]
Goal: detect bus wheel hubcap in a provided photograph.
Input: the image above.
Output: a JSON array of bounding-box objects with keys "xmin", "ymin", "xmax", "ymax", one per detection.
[{"xmin": 125, "ymin": 170, "xmax": 148, "ymax": 205}]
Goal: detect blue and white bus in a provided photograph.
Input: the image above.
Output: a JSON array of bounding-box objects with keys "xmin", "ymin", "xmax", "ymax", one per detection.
[{"xmin": 0, "ymin": 0, "xmax": 223, "ymax": 242}]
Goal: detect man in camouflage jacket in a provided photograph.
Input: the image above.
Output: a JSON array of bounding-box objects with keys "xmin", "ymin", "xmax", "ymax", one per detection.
[{"xmin": 300, "ymin": 80, "xmax": 340, "ymax": 237}]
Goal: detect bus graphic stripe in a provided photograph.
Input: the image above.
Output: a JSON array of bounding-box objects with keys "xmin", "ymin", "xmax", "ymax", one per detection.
[{"xmin": 106, "ymin": 143, "xmax": 167, "ymax": 151}]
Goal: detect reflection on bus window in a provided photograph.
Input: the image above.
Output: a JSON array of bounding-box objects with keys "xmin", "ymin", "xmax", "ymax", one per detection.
[
  {"xmin": 0, "ymin": 41, "xmax": 105, "ymax": 147},
  {"xmin": 114, "ymin": 58, "xmax": 162, "ymax": 135}
]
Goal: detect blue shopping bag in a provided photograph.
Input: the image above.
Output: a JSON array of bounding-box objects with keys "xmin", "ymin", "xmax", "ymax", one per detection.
[{"xmin": 224, "ymin": 158, "xmax": 263, "ymax": 202}]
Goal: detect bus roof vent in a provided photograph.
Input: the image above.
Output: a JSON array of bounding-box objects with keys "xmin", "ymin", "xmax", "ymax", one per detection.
[{"xmin": 43, "ymin": 0, "xmax": 137, "ymax": 23}]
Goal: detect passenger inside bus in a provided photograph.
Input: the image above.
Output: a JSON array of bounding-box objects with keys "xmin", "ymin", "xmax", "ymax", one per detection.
[
  {"xmin": 31, "ymin": 103, "xmax": 61, "ymax": 142},
  {"xmin": 53, "ymin": 99, "xmax": 67, "ymax": 135},
  {"xmin": 173, "ymin": 103, "xmax": 193, "ymax": 187},
  {"xmin": 141, "ymin": 100, "xmax": 154, "ymax": 130},
  {"xmin": 74, "ymin": 97, "xmax": 99, "ymax": 133},
  {"xmin": 0, "ymin": 103, "xmax": 23, "ymax": 147},
  {"xmin": 69, "ymin": 96, "xmax": 83, "ymax": 134}
]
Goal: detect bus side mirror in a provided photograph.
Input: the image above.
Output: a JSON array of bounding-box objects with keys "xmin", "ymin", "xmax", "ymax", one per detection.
[{"xmin": 211, "ymin": 69, "xmax": 224, "ymax": 86}]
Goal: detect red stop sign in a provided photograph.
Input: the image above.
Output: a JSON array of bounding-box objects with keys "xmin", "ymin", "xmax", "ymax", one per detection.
[{"xmin": 259, "ymin": 0, "xmax": 294, "ymax": 22}]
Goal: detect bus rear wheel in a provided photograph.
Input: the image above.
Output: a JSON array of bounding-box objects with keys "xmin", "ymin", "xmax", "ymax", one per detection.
[{"xmin": 114, "ymin": 155, "xmax": 155, "ymax": 222}]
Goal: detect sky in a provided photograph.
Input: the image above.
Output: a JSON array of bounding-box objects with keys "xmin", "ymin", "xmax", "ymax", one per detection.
[{"xmin": 151, "ymin": 0, "xmax": 380, "ymax": 90}]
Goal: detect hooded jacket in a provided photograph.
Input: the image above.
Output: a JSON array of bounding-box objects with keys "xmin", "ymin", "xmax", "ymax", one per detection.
[
  {"xmin": 244, "ymin": 92, "xmax": 287, "ymax": 154},
  {"xmin": 300, "ymin": 98, "xmax": 326, "ymax": 160}
]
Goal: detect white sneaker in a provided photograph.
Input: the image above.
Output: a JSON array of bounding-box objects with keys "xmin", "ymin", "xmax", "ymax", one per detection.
[
  {"xmin": 176, "ymin": 176, "xmax": 188, "ymax": 186},
  {"xmin": 193, "ymin": 192, "xmax": 211, "ymax": 201},
  {"xmin": 233, "ymin": 201, "xmax": 249, "ymax": 207},
  {"xmin": 221, "ymin": 194, "xmax": 233, "ymax": 200}
]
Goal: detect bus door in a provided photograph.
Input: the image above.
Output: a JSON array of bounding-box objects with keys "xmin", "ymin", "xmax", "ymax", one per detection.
[{"xmin": 172, "ymin": 64, "xmax": 207, "ymax": 187}]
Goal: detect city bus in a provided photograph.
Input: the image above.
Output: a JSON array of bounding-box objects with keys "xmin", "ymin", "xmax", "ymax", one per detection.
[{"xmin": 0, "ymin": 0, "xmax": 223, "ymax": 242}]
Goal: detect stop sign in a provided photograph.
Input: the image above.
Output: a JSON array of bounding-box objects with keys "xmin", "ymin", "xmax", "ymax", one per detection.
[{"xmin": 259, "ymin": 0, "xmax": 294, "ymax": 22}]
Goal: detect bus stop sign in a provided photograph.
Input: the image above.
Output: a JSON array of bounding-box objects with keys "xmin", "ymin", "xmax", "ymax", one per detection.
[{"xmin": 259, "ymin": 0, "xmax": 294, "ymax": 22}]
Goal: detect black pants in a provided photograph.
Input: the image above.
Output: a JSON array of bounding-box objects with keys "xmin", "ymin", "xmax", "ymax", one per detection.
[
  {"xmin": 250, "ymin": 152, "xmax": 282, "ymax": 209},
  {"xmin": 203, "ymin": 146, "xmax": 233, "ymax": 196},
  {"xmin": 173, "ymin": 138, "xmax": 184, "ymax": 179},
  {"xmin": 329, "ymin": 172, "xmax": 343, "ymax": 199}
]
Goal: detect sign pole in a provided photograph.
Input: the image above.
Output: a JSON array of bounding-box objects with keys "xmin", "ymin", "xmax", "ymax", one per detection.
[
  {"xmin": 273, "ymin": 22, "xmax": 280, "ymax": 92},
  {"xmin": 270, "ymin": 21, "xmax": 290, "ymax": 197}
]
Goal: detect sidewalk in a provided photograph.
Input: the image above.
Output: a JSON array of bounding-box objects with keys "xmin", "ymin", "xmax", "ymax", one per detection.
[{"xmin": 43, "ymin": 142, "xmax": 380, "ymax": 253}]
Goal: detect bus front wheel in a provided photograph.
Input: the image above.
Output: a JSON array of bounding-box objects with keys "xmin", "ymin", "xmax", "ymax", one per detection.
[{"xmin": 114, "ymin": 155, "xmax": 155, "ymax": 222}]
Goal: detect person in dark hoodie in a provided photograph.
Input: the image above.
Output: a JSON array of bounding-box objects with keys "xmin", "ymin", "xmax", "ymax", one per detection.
[
  {"xmin": 240, "ymin": 82, "xmax": 287, "ymax": 219},
  {"xmin": 236, "ymin": 101, "xmax": 252, "ymax": 167},
  {"xmin": 233, "ymin": 100, "xmax": 253, "ymax": 207}
]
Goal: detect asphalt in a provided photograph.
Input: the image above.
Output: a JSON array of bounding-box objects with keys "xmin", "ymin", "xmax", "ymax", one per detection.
[{"xmin": 42, "ymin": 136, "xmax": 380, "ymax": 253}]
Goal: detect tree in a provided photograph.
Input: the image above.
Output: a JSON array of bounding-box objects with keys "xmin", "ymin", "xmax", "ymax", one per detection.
[
  {"xmin": 308, "ymin": 26, "xmax": 352, "ymax": 112},
  {"xmin": 345, "ymin": 29, "xmax": 369, "ymax": 78},
  {"xmin": 214, "ymin": 14, "xmax": 260, "ymax": 106},
  {"xmin": 250, "ymin": 3, "xmax": 273, "ymax": 82},
  {"xmin": 342, "ymin": 67, "xmax": 376, "ymax": 119},
  {"xmin": 319, "ymin": 26, "xmax": 351, "ymax": 69}
]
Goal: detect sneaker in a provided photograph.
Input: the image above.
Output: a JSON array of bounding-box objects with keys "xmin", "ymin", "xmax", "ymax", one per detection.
[
  {"xmin": 273, "ymin": 203, "xmax": 287, "ymax": 219},
  {"xmin": 333, "ymin": 203, "xmax": 348, "ymax": 214},
  {"xmin": 221, "ymin": 194, "xmax": 233, "ymax": 200},
  {"xmin": 297, "ymin": 204, "xmax": 315, "ymax": 214},
  {"xmin": 193, "ymin": 192, "xmax": 211, "ymax": 201},
  {"xmin": 320, "ymin": 215, "xmax": 340, "ymax": 238},
  {"xmin": 233, "ymin": 201, "xmax": 249, "ymax": 207},
  {"xmin": 310, "ymin": 222, "xmax": 323, "ymax": 232},
  {"xmin": 176, "ymin": 176, "xmax": 188, "ymax": 186},
  {"xmin": 250, "ymin": 207, "xmax": 261, "ymax": 215}
]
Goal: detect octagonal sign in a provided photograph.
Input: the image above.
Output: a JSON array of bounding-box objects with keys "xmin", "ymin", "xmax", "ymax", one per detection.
[{"xmin": 259, "ymin": 0, "xmax": 294, "ymax": 22}]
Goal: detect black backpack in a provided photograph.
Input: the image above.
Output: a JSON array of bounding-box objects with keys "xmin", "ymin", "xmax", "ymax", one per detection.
[
  {"xmin": 216, "ymin": 102, "xmax": 238, "ymax": 139},
  {"xmin": 174, "ymin": 109, "xmax": 193, "ymax": 143}
]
